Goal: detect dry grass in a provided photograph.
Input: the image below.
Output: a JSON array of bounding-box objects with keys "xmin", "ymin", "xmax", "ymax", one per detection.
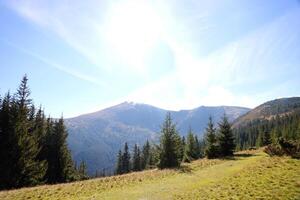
[{"xmin": 0, "ymin": 150, "xmax": 299, "ymax": 200}]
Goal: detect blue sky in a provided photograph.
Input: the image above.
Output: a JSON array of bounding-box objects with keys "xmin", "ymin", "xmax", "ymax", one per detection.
[{"xmin": 0, "ymin": 0, "xmax": 300, "ymax": 118}]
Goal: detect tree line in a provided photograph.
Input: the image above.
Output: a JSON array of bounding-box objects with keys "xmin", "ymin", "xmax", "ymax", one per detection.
[
  {"xmin": 0, "ymin": 76, "xmax": 87, "ymax": 190},
  {"xmin": 234, "ymin": 111, "xmax": 300, "ymax": 150},
  {"xmin": 115, "ymin": 113, "xmax": 236, "ymax": 174}
]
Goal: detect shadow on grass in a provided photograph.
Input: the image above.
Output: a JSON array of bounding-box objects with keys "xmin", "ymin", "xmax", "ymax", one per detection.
[{"xmin": 222, "ymin": 153, "xmax": 257, "ymax": 160}]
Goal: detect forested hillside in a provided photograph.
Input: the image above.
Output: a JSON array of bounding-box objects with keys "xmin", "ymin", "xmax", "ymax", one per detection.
[{"xmin": 234, "ymin": 97, "xmax": 300, "ymax": 150}]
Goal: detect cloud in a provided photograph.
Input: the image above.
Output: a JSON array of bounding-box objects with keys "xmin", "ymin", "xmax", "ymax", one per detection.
[
  {"xmin": 1, "ymin": 39, "xmax": 106, "ymax": 87},
  {"xmin": 126, "ymin": 6, "xmax": 300, "ymax": 110},
  {"xmin": 4, "ymin": 0, "xmax": 300, "ymax": 114}
]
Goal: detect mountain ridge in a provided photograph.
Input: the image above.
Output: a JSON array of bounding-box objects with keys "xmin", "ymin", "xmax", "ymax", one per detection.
[
  {"xmin": 65, "ymin": 102, "xmax": 250, "ymax": 174},
  {"xmin": 233, "ymin": 97, "xmax": 300, "ymax": 127}
]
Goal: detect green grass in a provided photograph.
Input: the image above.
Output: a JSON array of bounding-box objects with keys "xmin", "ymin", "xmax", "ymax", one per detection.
[{"xmin": 1, "ymin": 150, "xmax": 300, "ymax": 200}]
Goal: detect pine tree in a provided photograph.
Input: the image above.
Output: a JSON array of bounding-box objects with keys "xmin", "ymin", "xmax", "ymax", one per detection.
[
  {"xmin": 179, "ymin": 136, "xmax": 186, "ymax": 161},
  {"xmin": 78, "ymin": 160, "xmax": 88, "ymax": 180},
  {"xmin": 204, "ymin": 116, "xmax": 219, "ymax": 158},
  {"xmin": 218, "ymin": 114, "xmax": 235, "ymax": 156},
  {"xmin": 183, "ymin": 128, "xmax": 197, "ymax": 162},
  {"xmin": 122, "ymin": 142, "xmax": 131, "ymax": 173},
  {"xmin": 32, "ymin": 107, "xmax": 47, "ymax": 163},
  {"xmin": 263, "ymin": 131, "xmax": 272, "ymax": 146},
  {"xmin": 116, "ymin": 150, "xmax": 123, "ymax": 174},
  {"xmin": 0, "ymin": 75, "xmax": 79, "ymax": 189},
  {"xmin": 132, "ymin": 144, "xmax": 141, "ymax": 171},
  {"xmin": 157, "ymin": 113, "xmax": 181, "ymax": 169},
  {"xmin": 12, "ymin": 76, "xmax": 46, "ymax": 187},
  {"xmin": 194, "ymin": 135, "xmax": 202, "ymax": 159},
  {"xmin": 141, "ymin": 140, "xmax": 150, "ymax": 169},
  {"xmin": 0, "ymin": 93, "xmax": 15, "ymax": 189},
  {"xmin": 46, "ymin": 117, "xmax": 76, "ymax": 183}
]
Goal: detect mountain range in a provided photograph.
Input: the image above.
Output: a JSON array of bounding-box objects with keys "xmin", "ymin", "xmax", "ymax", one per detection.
[{"xmin": 65, "ymin": 102, "xmax": 250, "ymax": 174}]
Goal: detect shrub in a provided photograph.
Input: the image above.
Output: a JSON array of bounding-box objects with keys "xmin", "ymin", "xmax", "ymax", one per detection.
[
  {"xmin": 264, "ymin": 144, "xmax": 284, "ymax": 156},
  {"xmin": 264, "ymin": 138, "xmax": 300, "ymax": 158}
]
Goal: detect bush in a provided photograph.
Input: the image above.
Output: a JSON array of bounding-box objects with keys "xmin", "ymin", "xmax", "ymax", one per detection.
[
  {"xmin": 264, "ymin": 138, "xmax": 300, "ymax": 158},
  {"xmin": 264, "ymin": 144, "xmax": 285, "ymax": 156}
]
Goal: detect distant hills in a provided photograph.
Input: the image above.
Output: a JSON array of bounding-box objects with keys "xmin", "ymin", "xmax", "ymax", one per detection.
[
  {"xmin": 65, "ymin": 102, "xmax": 249, "ymax": 174},
  {"xmin": 233, "ymin": 97, "xmax": 300, "ymax": 127}
]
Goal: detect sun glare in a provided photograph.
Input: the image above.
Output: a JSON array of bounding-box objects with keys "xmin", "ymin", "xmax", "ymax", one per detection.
[{"xmin": 104, "ymin": 0, "xmax": 163, "ymax": 72}]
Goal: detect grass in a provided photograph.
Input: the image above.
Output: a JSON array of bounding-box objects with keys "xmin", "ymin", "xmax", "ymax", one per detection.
[{"xmin": 1, "ymin": 150, "xmax": 300, "ymax": 200}]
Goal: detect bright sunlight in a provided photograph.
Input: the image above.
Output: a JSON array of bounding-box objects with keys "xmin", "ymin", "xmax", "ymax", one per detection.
[{"xmin": 104, "ymin": 0, "xmax": 164, "ymax": 72}]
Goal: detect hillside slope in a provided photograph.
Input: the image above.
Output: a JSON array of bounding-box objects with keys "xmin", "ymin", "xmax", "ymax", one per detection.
[
  {"xmin": 233, "ymin": 97, "xmax": 300, "ymax": 127},
  {"xmin": 1, "ymin": 150, "xmax": 299, "ymax": 200},
  {"xmin": 65, "ymin": 102, "xmax": 249, "ymax": 174}
]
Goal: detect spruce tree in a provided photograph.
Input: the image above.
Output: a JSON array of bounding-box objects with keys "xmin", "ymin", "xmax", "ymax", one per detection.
[
  {"xmin": 183, "ymin": 128, "xmax": 197, "ymax": 162},
  {"xmin": 141, "ymin": 140, "xmax": 150, "ymax": 169},
  {"xmin": 0, "ymin": 93, "xmax": 15, "ymax": 189},
  {"xmin": 204, "ymin": 117, "xmax": 219, "ymax": 158},
  {"xmin": 122, "ymin": 142, "xmax": 131, "ymax": 173},
  {"xmin": 157, "ymin": 113, "xmax": 181, "ymax": 168},
  {"xmin": 218, "ymin": 114, "xmax": 235, "ymax": 156},
  {"xmin": 46, "ymin": 117, "xmax": 76, "ymax": 183},
  {"xmin": 179, "ymin": 136, "xmax": 186, "ymax": 161},
  {"xmin": 12, "ymin": 76, "xmax": 46, "ymax": 187},
  {"xmin": 194, "ymin": 135, "xmax": 202, "ymax": 159},
  {"xmin": 78, "ymin": 160, "xmax": 88, "ymax": 180},
  {"xmin": 132, "ymin": 144, "xmax": 141, "ymax": 171},
  {"xmin": 0, "ymin": 75, "xmax": 79, "ymax": 189},
  {"xmin": 263, "ymin": 131, "xmax": 272, "ymax": 146},
  {"xmin": 116, "ymin": 150, "xmax": 123, "ymax": 174}
]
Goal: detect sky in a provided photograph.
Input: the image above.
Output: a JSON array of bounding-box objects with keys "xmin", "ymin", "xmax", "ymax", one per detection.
[{"xmin": 0, "ymin": 0, "xmax": 300, "ymax": 118}]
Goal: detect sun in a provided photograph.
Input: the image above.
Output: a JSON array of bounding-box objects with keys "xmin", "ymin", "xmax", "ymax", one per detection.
[{"xmin": 104, "ymin": 0, "xmax": 163, "ymax": 72}]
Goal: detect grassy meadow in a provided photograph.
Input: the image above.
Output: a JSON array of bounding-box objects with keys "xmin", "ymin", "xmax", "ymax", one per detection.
[{"xmin": 0, "ymin": 150, "xmax": 299, "ymax": 200}]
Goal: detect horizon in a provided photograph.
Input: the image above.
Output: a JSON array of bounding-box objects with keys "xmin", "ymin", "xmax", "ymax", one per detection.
[{"xmin": 1, "ymin": 0, "xmax": 300, "ymax": 118}]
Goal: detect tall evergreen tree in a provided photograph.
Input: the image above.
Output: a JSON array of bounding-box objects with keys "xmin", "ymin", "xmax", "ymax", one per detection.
[
  {"xmin": 122, "ymin": 142, "xmax": 131, "ymax": 173},
  {"xmin": 194, "ymin": 135, "xmax": 202, "ymax": 159},
  {"xmin": 157, "ymin": 113, "xmax": 181, "ymax": 168},
  {"xmin": 46, "ymin": 117, "xmax": 75, "ymax": 183},
  {"xmin": 0, "ymin": 93, "xmax": 15, "ymax": 189},
  {"xmin": 183, "ymin": 128, "xmax": 197, "ymax": 162},
  {"xmin": 218, "ymin": 114, "xmax": 235, "ymax": 156},
  {"xmin": 116, "ymin": 150, "xmax": 123, "ymax": 174},
  {"xmin": 0, "ymin": 75, "xmax": 80, "ymax": 189},
  {"xmin": 179, "ymin": 136, "xmax": 186, "ymax": 161},
  {"xmin": 204, "ymin": 117, "xmax": 219, "ymax": 158},
  {"xmin": 263, "ymin": 130, "xmax": 272, "ymax": 146},
  {"xmin": 78, "ymin": 160, "xmax": 88, "ymax": 180},
  {"xmin": 132, "ymin": 144, "xmax": 141, "ymax": 171},
  {"xmin": 141, "ymin": 140, "xmax": 150, "ymax": 169},
  {"xmin": 12, "ymin": 76, "xmax": 46, "ymax": 187}
]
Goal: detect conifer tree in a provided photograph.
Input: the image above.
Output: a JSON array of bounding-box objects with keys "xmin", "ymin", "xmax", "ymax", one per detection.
[
  {"xmin": 0, "ymin": 75, "xmax": 79, "ymax": 189},
  {"xmin": 12, "ymin": 75, "xmax": 46, "ymax": 187},
  {"xmin": 132, "ymin": 144, "xmax": 141, "ymax": 171},
  {"xmin": 78, "ymin": 160, "xmax": 88, "ymax": 180},
  {"xmin": 122, "ymin": 142, "xmax": 131, "ymax": 173},
  {"xmin": 157, "ymin": 113, "xmax": 181, "ymax": 168},
  {"xmin": 183, "ymin": 128, "xmax": 197, "ymax": 162},
  {"xmin": 263, "ymin": 131, "xmax": 272, "ymax": 146},
  {"xmin": 141, "ymin": 140, "xmax": 150, "ymax": 169},
  {"xmin": 204, "ymin": 117, "xmax": 219, "ymax": 158},
  {"xmin": 218, "ymin": 115, "xmax": 235, "ymax": 156},
  {"xmin": 46, "ymin": 117, "xmax": 76, "ymax": 183},
  {"xmin": 194, "ymin": 135, "xmax": 202, "ymax": 159},
  {"xmin": 116, "ymin": 150, "xmax": 123, "ymax": 174},
  {"xmin": 0, "ymin": 93, "xmax": 15, "ymax": 189}
]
